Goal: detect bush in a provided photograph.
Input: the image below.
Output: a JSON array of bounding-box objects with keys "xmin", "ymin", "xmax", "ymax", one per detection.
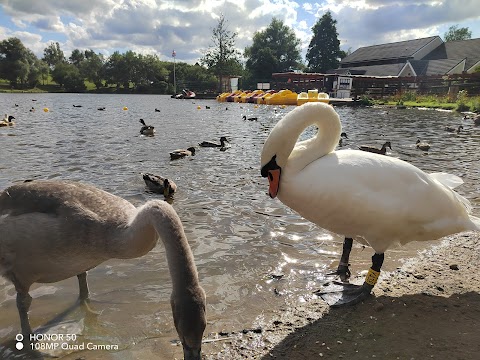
[
  {"xmin": 358, "ymin": 95, "xmax": 374, "ymax": 106},
  {"xmin": 471, "ymin": 100, "xmax": 480, "ymax": 112},
  {"xmin": 401, "ymin": 91, "xmax": 417, "ymax": 102},
  {"xmin": 456, "ymin": 90, "xmax": 469, "ymax": 112},
  {"xmin": 456, "ymin": 103, "xmax": 470, "ymax": 112}
]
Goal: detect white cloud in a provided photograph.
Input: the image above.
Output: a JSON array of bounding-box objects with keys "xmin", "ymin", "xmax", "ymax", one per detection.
[{"xmin": 0, "ymin": 0, "xmax": 479, "ymax": 63}]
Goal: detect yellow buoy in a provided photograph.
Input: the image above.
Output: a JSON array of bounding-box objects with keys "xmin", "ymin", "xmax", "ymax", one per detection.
[
  {"xmin": 43, "ymin": 108, "xmax": 49, "ymax": 112},
  {"xmin": 197, "ymin": 106, "xmax": 201, "ymax": 109},
  {"xmin": 123, "ymin": 106, "xmax": 128, "ymax": 111},
  {"xmin": 254, "ymin": 105, "xmax": 258, "ymax": 108}
]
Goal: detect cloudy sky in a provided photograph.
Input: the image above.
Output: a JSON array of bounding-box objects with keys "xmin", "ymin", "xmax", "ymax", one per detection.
[{"xmin": 1, "ymin": 0, "xmax": 479, "ymax": 65}]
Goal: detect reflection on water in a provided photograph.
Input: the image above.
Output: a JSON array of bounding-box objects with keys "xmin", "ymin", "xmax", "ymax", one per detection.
[{"xmin": 0, "ymin": 94, "xmax": 479, "ymax": 359}]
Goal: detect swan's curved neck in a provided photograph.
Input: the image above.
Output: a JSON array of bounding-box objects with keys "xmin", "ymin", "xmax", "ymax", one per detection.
[
  {"xmin": 270, "ymin": 104, "xmax": 341, "ymax": 171},
  {"xmin": 117, "ymin": 200, "xmax": 200, "ymax": 291}
]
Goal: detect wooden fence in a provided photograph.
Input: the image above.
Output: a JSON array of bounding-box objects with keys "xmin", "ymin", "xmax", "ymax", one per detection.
[{"xmin": 271, "ymin": 72, "xmax": 480, "ymax": 98}]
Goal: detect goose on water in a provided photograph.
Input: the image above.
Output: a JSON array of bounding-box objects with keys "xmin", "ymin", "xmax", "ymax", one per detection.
[
  {"xmin": 242, "ymin": 115, "xmax": 258, "ymax": 121},
  {"xmin": 199, "ymin": 136, "xmax": 229, "ymax": 148},
  {"xmin": 0, "ymin": 114, "xmax": 15, "ymax": 126},
  {"xmin": 445, "ymin": 125, "xmax": 463, "ymax": 133},
  {"xmin": 358, "ymin": 141, "xmax": 391, "ymax": 155},
  {"xmin": 260, "ymin": 102, "xmax": 480, "ymax": 306},
  {"xmin": 142, "ymin": 173, "xmax": 177, "ymax": 198},
  {"xmin": 170, "ymin": 147, "xmax": 196, "ymax": 160},
  {"xmin": 0, "ymin": 180, "xmax": 206, "ymax": 359},
  {"xmin": 416, "ymin": 138, "xmax": 431, "ymax": 151},
  {"xmin": 139, "ymin": 119, "xmax": 155, "ymax": 136},
  {"xmin": 338, "ymin": 132, "xmax": 348, "ymax": 147}
]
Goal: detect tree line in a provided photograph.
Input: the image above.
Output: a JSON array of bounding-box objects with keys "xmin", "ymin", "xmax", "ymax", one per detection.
[{"xmin": 0, "ymin": 10, "xmax": 472, "ymax": 94}]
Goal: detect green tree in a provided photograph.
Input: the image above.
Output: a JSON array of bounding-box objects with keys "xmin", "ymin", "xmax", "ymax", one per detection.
[
  {"xmin": 0, "ymin": 37, "xmax": 40, "ymax": 88},
  {"xmin": 69, "ymin": 49, "xmax": 85, "ymax": 67},
  {"xmin": 200, "ymin": 14, "xmax": 242, "ymax": 92},
  {"xmin": 444, "ymin": 25, "xmax": 472, "ymax": 42},
  {"xmin": 26, "ymin": 57, "xmax": 47, "ymax": 88},
  {"xmin": 51, "ymin": 62, "xmax": 85, "ymax": 91},
  {"xmin": 139, "ymin": 54, "xmax": 169, "ymax": 90},
  {"xmin": 37, "ymin": 60, "xmax": 50, "ymax": 85},
  {"xmin": 104, "ymin": 51, "xmax": 128, "ymax": 89},
  {"xmin": 244, "ymin": 18, "xmax": 302, "ymax": 84},
  {"xmin": 306, "ymin": 11, "xmax": 341, "ymax": 73},
  {"xmin": 43, "ymin": 42, "xmax": 65, "ymax": 69},
  {"xmin": 80, "ymin": 50, "xmax": 104, "ymax": 89}
]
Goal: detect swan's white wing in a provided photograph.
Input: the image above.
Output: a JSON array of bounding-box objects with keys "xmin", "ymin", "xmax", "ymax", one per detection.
[
  {"xmin": 429, "ymin": 172, "xmax": 463, "ymax": 189},
  {"xmin": 279, "ymin": 150, "xmax": 477, "ymax": 253}
]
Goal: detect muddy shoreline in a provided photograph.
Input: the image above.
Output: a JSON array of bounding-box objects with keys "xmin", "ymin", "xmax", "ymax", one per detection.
[{"xmin": 204, "ymin": 232, "xmax": 480, "ymax": 359}]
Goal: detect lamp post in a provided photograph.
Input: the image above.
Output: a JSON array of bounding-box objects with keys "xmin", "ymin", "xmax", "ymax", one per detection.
[{"xmin": 172, "ymin": 50, "xmax": 176, "ymax": 95}]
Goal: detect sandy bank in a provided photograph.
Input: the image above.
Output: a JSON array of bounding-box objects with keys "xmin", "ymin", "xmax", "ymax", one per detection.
[{"xmin": 204, "ymin": 232, "xmax": 480, "ymax": 359}]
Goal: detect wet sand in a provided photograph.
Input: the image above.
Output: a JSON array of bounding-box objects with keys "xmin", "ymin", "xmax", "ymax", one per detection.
[{"xmin": 205, "ymin": 232, "xmax": 480, "ymax": 359}]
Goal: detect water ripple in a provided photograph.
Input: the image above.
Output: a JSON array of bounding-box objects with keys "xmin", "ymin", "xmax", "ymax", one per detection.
[{"xmin": 1, "ymin": 94, "xmax": 479, "ymax": 358}]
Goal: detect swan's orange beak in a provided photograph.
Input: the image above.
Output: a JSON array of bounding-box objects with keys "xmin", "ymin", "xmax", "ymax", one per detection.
[{"xmin": 267, "ymin": 169, "xmax": 281, "ymax": 198}]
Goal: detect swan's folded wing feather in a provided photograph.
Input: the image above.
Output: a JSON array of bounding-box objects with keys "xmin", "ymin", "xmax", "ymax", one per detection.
[
  {"xmin": 429, "ymin": 172, "xmax": 463, "ymax": 189},
  {"xmin": 279, "ymin": 150, "xmax": 476, "ymax": 251}
]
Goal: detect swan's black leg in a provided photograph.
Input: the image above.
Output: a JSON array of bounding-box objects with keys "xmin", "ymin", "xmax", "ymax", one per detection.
[
  {"xmin": 361, "ymin": 252, "xmax": 384, "ymax": 293},
  {"xmin": 77, "ymin": 272, "xmax": 89, "ymax": 301},
  {"xmin": 327, "ymin": 237, "xmax": 353, "ymax": 281},
  {"xmin": 316, "ymin": 252, "xmax": 385, "ymax": 306}
]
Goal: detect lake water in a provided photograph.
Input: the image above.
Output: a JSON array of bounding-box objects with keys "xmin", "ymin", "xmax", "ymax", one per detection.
[{"xmin": 0, "ymin": 93, "xmax": 479, "ymax": 359}]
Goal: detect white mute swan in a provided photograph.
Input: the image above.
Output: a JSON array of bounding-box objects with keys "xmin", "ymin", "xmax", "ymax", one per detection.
[
  {"xmin": 0, "ymin": 180, "xmax": 206, "ymax": 360},
  {"xmin": 260, "ymin": 102, "xmax": 480, "ymax": 306}
]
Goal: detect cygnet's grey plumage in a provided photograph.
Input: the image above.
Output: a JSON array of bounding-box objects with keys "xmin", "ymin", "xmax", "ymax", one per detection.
[{"xmin": 0, "ymin": 180, "xmax": 206, "ymax": 359}]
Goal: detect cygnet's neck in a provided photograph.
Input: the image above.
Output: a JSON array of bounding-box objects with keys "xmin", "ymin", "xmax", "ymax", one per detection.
[{"xmin": 122, "ymin": 201, "xmax": 200, "ymax": 291}]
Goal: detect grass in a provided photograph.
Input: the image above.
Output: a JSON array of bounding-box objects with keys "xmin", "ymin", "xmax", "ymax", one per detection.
[
  {"xmin": 375, "ymin": 92, "xmax": 480, "ymax": 112},
  {"xmin": 2, "ymin": 77, "xmax": 480, "ymax": 112},
  {"xmin": 0, "ymin": 78, "xmax": 130, "ymax": 94}
]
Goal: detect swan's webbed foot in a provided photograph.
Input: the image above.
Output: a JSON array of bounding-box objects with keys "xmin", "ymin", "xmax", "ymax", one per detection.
[
  {"xmin": 327, "ymin": 237, "xmax": 353, "ymax": 282},
  {"xmin": 316, "ymin": 253, "xmax": 384, "ymax": 307},
  {"xmin": 314, "ymin": 282, "xmax": 374, "ymax": 307},
  {"xmin": 326, "ymin": 264, "xmax": 351, "ymax": 282}
]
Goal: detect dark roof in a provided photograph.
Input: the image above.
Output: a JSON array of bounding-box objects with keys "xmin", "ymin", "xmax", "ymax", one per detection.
[
  {"xmin": 332, "ymin": 63, "xmax": 407, "ymax": 77},
  {"xmin": 325, "ymin": 68, "xmax": 358, "ymax": 75},
  {"xmin": 422, "ymin": 38, "xmax": 480, "ymax": 71},
  {"xmin": 341, "ymin": 36, "xmax": 440, "ymax": 65},
  {"xmin": 410, "ymin": 59, "xmax": 464, "ymax": 76}
]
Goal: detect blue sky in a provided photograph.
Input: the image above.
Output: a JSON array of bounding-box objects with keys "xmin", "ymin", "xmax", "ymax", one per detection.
[{"xmin": 0, "ymin": 0, "xmax": 479, "ymax": 65}]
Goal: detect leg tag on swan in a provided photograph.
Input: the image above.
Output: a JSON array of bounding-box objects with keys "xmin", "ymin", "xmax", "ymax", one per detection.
[{"xmin": 364, "ymin": 268, "xmax": 381, "ymax": 286}]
